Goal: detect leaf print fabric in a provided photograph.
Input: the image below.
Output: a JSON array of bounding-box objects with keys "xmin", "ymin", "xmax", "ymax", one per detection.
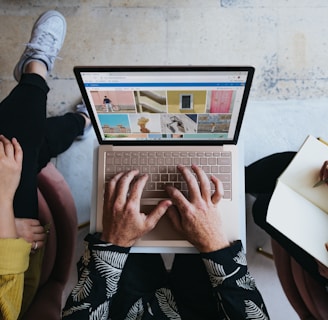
[
  {"xmin": 201, "ymin": 241, "xmax": 270, "ymax": 319},
  {"xmin": 62, "ymin": 236, "xmax": 270, "ymax": 320},
  {"xmin": 155, "ymin": 288, "xmax": 181, "ymax": 319}
]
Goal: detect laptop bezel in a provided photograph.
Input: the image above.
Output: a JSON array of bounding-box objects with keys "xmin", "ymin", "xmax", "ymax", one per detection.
[{"xmin": 73, "ymin": 65, "xmax": 255, "ymax": 146}]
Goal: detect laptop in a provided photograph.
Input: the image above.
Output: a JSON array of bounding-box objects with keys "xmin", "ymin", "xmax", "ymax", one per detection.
[{"xmin": 74, "ymin": 66, "xmax": 255, "ymax": 253}]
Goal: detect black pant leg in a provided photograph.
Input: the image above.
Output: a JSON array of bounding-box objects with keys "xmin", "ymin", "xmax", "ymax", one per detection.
[
  {"xmin": 110, "ymin": 254, "xmax": 168, "ymax": 319},
  {"xmin": 245, "ymin": 152, "xmax": 296, "ymax": 194},
  {"xmin": 169, "ymin": 254, "xmax": 219, "ymax": 320},
  {"xmin": 38, "ymin": 113, "xmax": 85, "ymax": 171},
  {"xmin": 0, "ymin": 74, "xmax": 49, "ymax": 218}
]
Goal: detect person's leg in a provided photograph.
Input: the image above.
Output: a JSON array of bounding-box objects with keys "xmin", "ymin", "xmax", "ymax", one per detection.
[
  {"xmin": 7, "ymin": 11, "xmax": 67, "ymax": 318},
  {"xmin": 0, "ymin": 10, "xmax": 66, "ymax": 219},
  {"xmin": 245, "ymin": 151, "xmax": 296, "ymax": 194},
  {"xmin": 37, "ymin": 108, "xmax": 90, "ymax": 171},
  {"xmin": 169, "ymin": 254, "xmax": 219, "ymax": 320},
  {"xmin": 110, "ymin": 254, "xmax": 168, "ymax": 319},
  {"xmin": 0, "ymin": 72, "xmax": 49, "ymax": 219}
]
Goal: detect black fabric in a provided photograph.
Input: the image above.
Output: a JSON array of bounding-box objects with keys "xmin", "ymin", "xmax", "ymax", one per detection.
[{"xmin": 0, "ymin": 73, "xmax": 85, "ymax": 218}]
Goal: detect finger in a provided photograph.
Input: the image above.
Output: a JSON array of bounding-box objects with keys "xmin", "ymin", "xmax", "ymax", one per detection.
[
  {"xmin": 192, "ymin": 164, "xmax": 212, "ymax": 201},
  {"xmin": 34, "ymin": 233, "xmax": 46, "ymax": 242},
  {"xmin": 0, "ymin": 135, "xmax": 5, "ymax": 155},
  {"xmin": 0, "ymin": 135, "xmax": 14, "ymax": 158},
  {"xmin": 211, "ymin": 176, "xmax": 224, "ymax": 204},
  {"xmin": 145, "ymin": 199, "xmax": 172, "ymax": 230},
  {"xmin": 320, "ymin": 160, "xmax": 328, "ymax": 180},
  {"xmin": 166, "ymin": 205, "xmax": 182, "ymax": 232},
  {"xmin": 27, "ymin": 219, "xmax": 43, "ymax": 227},
  {"xmin": 128, "ymin": 174, "xmax": 149, "ymax": 203},
  {"xmin": 105, "ymin": 172, "xmax": 125, "ymax": 206},
  {"xmin": 115, "ymin": 170, "xmax": 140, "ymax": 204},
  {"xmin": 107, "ymin": 171, "xmax": 125, "ymax": 195},
  {"xmin": 177, "ymin": 165, "xmax": 200, "ymax": 199},
  {"xmin": 12, "ymin": 138, "xmax": 23, "ymax": 165},
  {"xmin": 32, "ymin": 225, "xmax": 46, "ymax": 235},
  {"xmin": 37, "ymin": 241, "xmax": 45, "ymax": 249},
  {"xmin": 165, "ymin": 184, "xmax": 189, "ymax": 211},
  {"xmin": 31, "ymin": 240, "xmax": 45, "ymax": 251}
]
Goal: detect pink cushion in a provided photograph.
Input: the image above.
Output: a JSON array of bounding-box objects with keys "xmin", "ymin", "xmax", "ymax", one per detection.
[
  {"xmin": 272, "ymin": 239, "xmax": 328, "ymax": 320},
  {"xmin": 37, "ymin": 189, "xmax": 57, "ymax": 287},
  {"xmin": 21, "ymin": 163, "xmax": 78, "ymax": 320},
  {"xmin": 291, "ymin": 259, "xmax": 328, "ymax": 320}
]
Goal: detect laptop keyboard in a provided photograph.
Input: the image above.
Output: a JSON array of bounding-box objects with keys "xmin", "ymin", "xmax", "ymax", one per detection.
[{"xmin": 105, "ymin": 151, "xmax": 232, "ymax": 199}]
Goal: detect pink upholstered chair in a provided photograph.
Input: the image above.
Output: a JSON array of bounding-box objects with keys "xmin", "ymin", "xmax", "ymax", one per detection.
[
  {"xmin": 21, "ymin": 162, "xmax": 78, "ymax": 319},
  {"xmin": 271, "ymin": 238, "xmax": 328, "ymax": 320}
]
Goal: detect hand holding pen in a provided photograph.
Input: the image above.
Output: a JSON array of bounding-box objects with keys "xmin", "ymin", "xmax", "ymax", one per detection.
[{"xmin": 313, "ymin": 160, "xmax": 328, "ymax": 187}]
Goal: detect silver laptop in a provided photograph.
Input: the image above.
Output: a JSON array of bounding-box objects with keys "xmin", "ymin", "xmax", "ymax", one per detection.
[{"xmin": 74, "ymin": 66, "xmax": 254, "ymax": 253}]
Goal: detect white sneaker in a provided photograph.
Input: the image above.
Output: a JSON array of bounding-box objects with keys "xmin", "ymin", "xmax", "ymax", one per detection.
[{"xmin": 14, "ymin": 10, "xmax": 67, "ymax": 81}]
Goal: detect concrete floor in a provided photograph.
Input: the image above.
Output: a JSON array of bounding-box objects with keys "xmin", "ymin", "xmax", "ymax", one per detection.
[{"xmin": 4, "ymin": 3, "xmax": 328, "ymax": 319}]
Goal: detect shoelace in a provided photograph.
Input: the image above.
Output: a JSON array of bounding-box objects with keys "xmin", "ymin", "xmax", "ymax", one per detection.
[{"xmin": 24, "ymin": 31, "xmax": 62, "ymax": 60}]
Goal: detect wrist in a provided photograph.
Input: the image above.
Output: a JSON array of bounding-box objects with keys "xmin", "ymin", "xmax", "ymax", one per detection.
[
  {"xmin": 0, "ymin": 204, "xmax": 17, "ymax": 239},
  {"xmin": 197, "ymin": 237, "xmax": 230, "ymax": 253},
  {"xmin": 100, "ymin": 232, "xmax": 134, "ymax": 248}
]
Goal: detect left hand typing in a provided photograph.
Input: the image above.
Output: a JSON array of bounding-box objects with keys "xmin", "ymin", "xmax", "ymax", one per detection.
[{"xmin": 101, "ymin": 170, "xmax": 172, "ymax": 247}]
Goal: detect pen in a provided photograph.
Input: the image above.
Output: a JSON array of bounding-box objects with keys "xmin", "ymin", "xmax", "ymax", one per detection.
[
  {"xmin": 318, "ymin": 137, "xmax": 328, "ymax": 146},
  {"xmin": 313, "ymin": 178, "xmax": 328, "ymax": 188}
]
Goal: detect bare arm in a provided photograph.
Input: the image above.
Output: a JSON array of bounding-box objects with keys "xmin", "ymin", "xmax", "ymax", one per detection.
[{"xmin": 0, "ymin": 135, "xmax": 22, "ymax": 239}]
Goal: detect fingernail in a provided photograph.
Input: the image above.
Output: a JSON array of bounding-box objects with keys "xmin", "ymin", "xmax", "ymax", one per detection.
[{"xmin": 218, "ymin": 180, "xmax": 224, "ymax": 194}]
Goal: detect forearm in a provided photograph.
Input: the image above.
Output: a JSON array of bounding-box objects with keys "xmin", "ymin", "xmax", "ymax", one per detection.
[
  {"xmin": 201, "ymin": 241, "xmax": 269, "ymax": 319},
  {"xmin": 0, "ymin": 201, "xmax": 17, "ymax": 238},
  {"xmin": 62, "ymin": 233, "xmax": 130, "ymax": 319}
]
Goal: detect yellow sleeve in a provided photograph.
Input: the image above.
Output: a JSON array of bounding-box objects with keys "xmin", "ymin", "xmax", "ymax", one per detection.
[{"xmin": 0, "ymin": 238, "xmax": 30, "ymax": 320}]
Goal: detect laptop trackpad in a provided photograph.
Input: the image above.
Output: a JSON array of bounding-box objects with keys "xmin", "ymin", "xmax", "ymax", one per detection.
[{"xmin": 140, "ymin": 205, "xmax": 185, "ymax": 241}]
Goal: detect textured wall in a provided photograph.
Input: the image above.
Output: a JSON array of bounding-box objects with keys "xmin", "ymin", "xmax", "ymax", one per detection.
[{"xmin": 1, "ymin": 0, "xmax": 328, "ymax": 113}]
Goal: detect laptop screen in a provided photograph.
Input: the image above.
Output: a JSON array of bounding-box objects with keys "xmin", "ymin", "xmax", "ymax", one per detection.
[{"xmin": 74, "ymin": 66, "xmax": 254, "ymax": 145}]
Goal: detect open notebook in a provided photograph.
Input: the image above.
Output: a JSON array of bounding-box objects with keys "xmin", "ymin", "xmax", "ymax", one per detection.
[
  {"xmin": 267, "ymin": 135, "xmax": 328, "ymax": 267},
  {"xmin": 74, "ymin": 66, "xmax": 255, "ymax": 252}
]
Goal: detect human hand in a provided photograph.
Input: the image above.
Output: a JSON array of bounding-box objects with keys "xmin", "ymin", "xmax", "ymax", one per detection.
[
  {"xmin": 101, "ymin": 170, "xmax": 172, "ymax": 247},
  {"xmin": 165, "ymin": 164, "xmax": 230, "ymax": 253},
  {"xmin": 319, "ymin": 160, "xmax": 328, "ymax": 184},
  {"xmin": 0, "ymin": 135, "xmax": 23, "ymax": 203},
  {"xmin": 15, "ymin": 218, "xmax": 46, "ymax": 251}
]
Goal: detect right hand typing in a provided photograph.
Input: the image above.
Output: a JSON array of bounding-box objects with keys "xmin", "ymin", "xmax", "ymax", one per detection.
[{"xmin": 165, "ymin": 164, "xmax": 230, "ymax": 253}]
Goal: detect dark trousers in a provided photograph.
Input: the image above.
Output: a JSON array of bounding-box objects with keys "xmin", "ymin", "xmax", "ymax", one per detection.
[
  {"xmin": 0, "ymin": 73, "xmax": 84, "ymax": 219},
  {"xmin": 110, "ymin": 253, "xmax": 219, "ymax": 319},
  {"xmin": 245, "ymin": 152, "xmax": 327, "ymax": 285}
]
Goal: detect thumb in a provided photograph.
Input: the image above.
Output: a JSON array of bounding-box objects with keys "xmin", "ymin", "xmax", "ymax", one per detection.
[
  {"xmin": 146, "ymin": 200, "xmax": 172, "ymax": 229},
  {"xmin": 166, "ymin": 205, "xmax": 182, "ymax": 232}
]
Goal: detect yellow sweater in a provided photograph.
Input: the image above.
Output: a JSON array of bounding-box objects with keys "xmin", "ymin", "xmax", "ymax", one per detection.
[{"xmin": 0, "ymin": 239, "xmax": 30, "ymax": 320}]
